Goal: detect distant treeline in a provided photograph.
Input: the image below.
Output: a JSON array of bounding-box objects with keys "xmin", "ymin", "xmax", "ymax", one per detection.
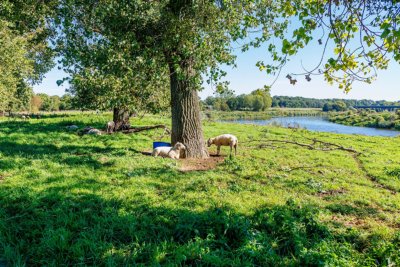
[
  {"xmin": 0, "ymin": 89, "xmax": 76, "ymax": 115},
  {"xmin": 5, "ymin": 92, "xmax": 400, "ymax": 115},
  {"xmin": 204, "ymin": 94, "xmax": 400, "ymax": 112},
  {"xmin": 29, "ymin": 93, "xmax": 74, "ymax": 112},
  {"xmin": 272, "ymin": 96, "xmax": 400, "ymax": 111}
]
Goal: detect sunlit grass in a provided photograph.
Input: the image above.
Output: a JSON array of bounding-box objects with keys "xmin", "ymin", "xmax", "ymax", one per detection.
[{"xmin": 0, "ymin": 113, "xmax": 399, "ymax": 266}]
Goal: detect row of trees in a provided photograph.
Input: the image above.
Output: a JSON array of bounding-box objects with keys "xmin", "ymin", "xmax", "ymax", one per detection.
[
  {"xmin": 0, "ymin": 92, "xmax": 73, "ymax": 114},
  {"xmin": 204, "ymin": 88, "xmax": 272, "ymax": 111},
  {"xmin": 1, "ymin": 1, "xmax": 399, "ymax": 158},
  {"xmin": 30, "ymin": 94, "xmax": 73, "ymax": 112},
  {"xmin": 204, "ymin": 94, "xmax": 400, "ymax": 112},
  {"xmin": 273, "ymin": 96, "xmax": 400, "ymax": 109}
]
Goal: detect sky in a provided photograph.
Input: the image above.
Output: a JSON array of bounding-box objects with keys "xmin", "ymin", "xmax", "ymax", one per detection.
[
  {"xmin": 199, "ymin": 40, "xmax": 400, "ymax": 101},
  {"xmin": 33, "ymin": 38, "xmax": 400, "ymax": 101}
]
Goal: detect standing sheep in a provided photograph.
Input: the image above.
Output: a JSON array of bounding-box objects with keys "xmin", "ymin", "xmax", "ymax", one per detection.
[
  {"xmin": 207, "ymin": 134, "xmax": 238, "ymax": 156},
  {"xmin": 152, "ymin": 142, "xmax": 186, "ymax": 159},
  {"xmin": 106, "ymin": 121, "xmax": 115, "ymax": 133}
]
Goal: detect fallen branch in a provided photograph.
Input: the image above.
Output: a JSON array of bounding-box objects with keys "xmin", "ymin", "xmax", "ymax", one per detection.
[
  {"xmin": 249, "ymin": 136, "xmax": 396, "ymax": 194},
  {"xmin": 269, "ymin": 139, "xmax": 359, "ymax": 154},
  {"xmin": 280, "ymin": 165, "xmax": 322, "ymax": 172},
  {"xmin": 303, "ymin": 137, "xmax": 360, "ymax": 154},
  {"xmin": 119, "ymin": 125, "xmax": 171, "ymax": 134},
  {"xmin": 247, "ymin": 138, "xmax": 360, "ymax": 154}
]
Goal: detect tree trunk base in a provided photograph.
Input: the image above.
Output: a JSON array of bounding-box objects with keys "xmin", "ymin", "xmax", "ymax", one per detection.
[
  {"xmin": 169, "ymin": 62, "xmax": 208, "ymax": 159},
  {"xmin": 113, "ymin": 107, "xmax": 130, "ymax": 131}
]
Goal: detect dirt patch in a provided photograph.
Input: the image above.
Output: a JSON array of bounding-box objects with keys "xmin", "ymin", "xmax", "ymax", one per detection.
[
  {"xmin": 141, "ymin": 150, "xmax": 225, "ymax": 172},
  {"xmin": 331, "ymin": 215, "xmax": 368, "ymax": 228},
  {"xmin": 179, "ymin": 154, "xmax": 225, "ymax": 172},
  {"xmin": 0, "ymin": 173, "xmax": 9, "ymax": 182}
]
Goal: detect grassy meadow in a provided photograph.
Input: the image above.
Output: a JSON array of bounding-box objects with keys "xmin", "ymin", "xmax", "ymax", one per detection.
[
  {"xmin": 0, "ymin": 113, "xmax": 400, "ymax": 266},
  {"xmin": 205, "ymin": 108, "xmax": 322, "ymax": 121}
]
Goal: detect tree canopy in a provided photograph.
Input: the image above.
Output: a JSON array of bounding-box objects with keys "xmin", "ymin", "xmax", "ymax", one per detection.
[
  {"xmin": 0, "ymin": 0, "xmax": 57, "ymax": 112},
  {"xmin": 0, "ymin": 20, "xmax": 33, "ymax": 112},
  {"xmin": 205, "ymin": 88, "xmax": 272, "ymax": 111},
  {"xmin": 1, "ymin": 0, "xmax": 399, "ymax": 157}
]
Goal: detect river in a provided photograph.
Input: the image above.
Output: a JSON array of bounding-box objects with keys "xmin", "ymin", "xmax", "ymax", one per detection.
[{"xmin": 224, "ymin": 116, "xmax": 400, "ymax": 137}]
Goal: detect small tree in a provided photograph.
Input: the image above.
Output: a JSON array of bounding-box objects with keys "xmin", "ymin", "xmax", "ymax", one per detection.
[
  {"xmin": 59, "ymin": 94, "xmax": 73, "ymax": 111},
  {"xmin": 322, "ymin": 103, "xmax": 332, "ymax": 112},
  {"xmin": 252, "ymin": 96, "xmax": 264, "ymax": 111},
  {"xmin": 30, "ymin": 95, "xmax": 43, "ymax": 113},
  {"xmin": 332, "ymin": 101, "xmax": 347, "ymax": 112},
  {"xmin": 50, "ymin": 96, "xmax": 61, "ymax": 111},
  {"xmin": 251, "ymin": 87, "xmax": 272, "ymax": 111},
  {"xmin": 37, "ymin": 93, "xmax": 52, "ymax": 111}
]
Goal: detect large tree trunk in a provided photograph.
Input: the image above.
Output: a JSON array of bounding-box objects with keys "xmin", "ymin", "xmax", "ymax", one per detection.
[
  {"xmin": 169, "ymin": 62, "xmax": 209, "ymax": 159},
  {"xmin": 113, "ymin": 107, "xmax": 130, "ymax": 130}
]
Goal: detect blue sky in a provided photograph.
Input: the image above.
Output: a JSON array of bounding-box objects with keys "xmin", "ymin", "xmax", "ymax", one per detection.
[
  {"xmin": 199, "ymin": 38, "xmax": 400, "ymax": 101},
  {"xmin": 34, "ymin": 41, "xmax": 400, "ymax": 101}
]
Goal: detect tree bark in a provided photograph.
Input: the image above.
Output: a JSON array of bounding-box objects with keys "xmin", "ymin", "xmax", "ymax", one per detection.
[
  {"xmin": 169, "ymin": 61, "xmax": 208, "ymax": 159},
  {"xmin": 113, "ymin": 107, "xmax": 130, "ymax": 130}
]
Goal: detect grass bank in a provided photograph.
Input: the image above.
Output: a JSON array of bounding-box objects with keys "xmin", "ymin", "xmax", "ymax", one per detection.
[
  {"xmin": 205, "ymin": 108, "xmax": 322, "ymax": 121},
  {"xmin": 329, "ymin": 110, "xmax": 400, "ymax": 130},
  {"xmin": 0, "ymin": 114, "xmax": 399, "ymax": 266}
]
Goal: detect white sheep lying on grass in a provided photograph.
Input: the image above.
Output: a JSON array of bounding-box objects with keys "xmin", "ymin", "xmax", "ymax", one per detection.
[
  {"xmin": 152, "ymin": 142, "xmax": 186, "ymax": 159},
  {"xmin": 66, "ymin": 125, "xmax": 79, "ymax": 131},
  {"xmin": 87, "ymin": 128, "xmax": 102, "ymax": 135},
  {"xmin": 207, "ymin": 134, "xmax": 238, "ymax": 156}
]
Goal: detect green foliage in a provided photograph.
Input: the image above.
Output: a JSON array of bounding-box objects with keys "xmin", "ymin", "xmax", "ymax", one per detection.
[
  {"xmin": 205, "ymin": 88, "xmax": 272, "ymax": 111},
  {"xmin": 56, "ymin": 1, "xmax": 400, "ymax": 117},
  {"xmin": 322, "ymin": 101, "xmax": 347, "ymax": 112},
  {"xmin": 265, "ymin": 1, "xmax": 400, "ymax": 91},
  {"xmin": 0, "ymin": 113, "xmax": 400, "ymax": 265},
  {"xmin": 330, "ymin": 110, "xmax": 400, "ymax": 130},
  {"xmin": 59, "ymin": 94, "xmax": 74, "ymax": 111},
  {"xmin": 384, "ymin": 167, "xmax": 400, "ymax": 179},
  {"xmin": 0, "ymin": 1, "xmax": 57, "ymax": 112},
  {"xmin": 0, "ymin": 20, "xmax": 34, "ymax": 112},
  {"xmin": 207, "ymin": 108, "xmax": 322, "ymax": 121},
  {"xmin": 272, "ymin": 96, "xmax": 400, "ymax": 109}
]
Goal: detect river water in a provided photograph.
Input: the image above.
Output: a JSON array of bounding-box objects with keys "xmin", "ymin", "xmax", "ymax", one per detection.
[{"xmin": 225, "ymin": 116, "xmax": 400, "ymax": 137}]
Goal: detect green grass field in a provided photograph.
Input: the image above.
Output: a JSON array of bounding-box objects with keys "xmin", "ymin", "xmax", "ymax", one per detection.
[
  {"xmin": 205, "ymin": 108, "xmax": 322, "ymax": 121},
  {"xmin": 0, "ymin": 113, "xmax": 399, "ymax": 266}
]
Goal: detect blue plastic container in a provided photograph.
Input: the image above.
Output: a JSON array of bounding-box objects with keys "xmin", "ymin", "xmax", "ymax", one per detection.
[{"xmin": 153, "ymin": 141, "xmax": 171, "ymax": 149}]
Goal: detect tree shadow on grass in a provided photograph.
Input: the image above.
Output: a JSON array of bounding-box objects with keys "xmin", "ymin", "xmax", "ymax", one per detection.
[
  {"xmin": 0, "ymin": 141, "xmax": 116, "ymax": 169},
  {"xmin": 326, "ymin": 203, "xmax": 380, "ymax": 218},
  {"xmin": 1, "ymin": 183, "xmax": 398, "ymax": 266},
  {"xmin": 0, "ymin": 119, "xmax": 104, "ymax": 135}
]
